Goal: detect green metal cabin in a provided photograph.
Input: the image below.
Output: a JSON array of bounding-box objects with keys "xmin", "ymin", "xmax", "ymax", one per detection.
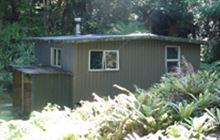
[{"xmin": 12, "ymin": 33, "xmax": 202, "ymax": 113}]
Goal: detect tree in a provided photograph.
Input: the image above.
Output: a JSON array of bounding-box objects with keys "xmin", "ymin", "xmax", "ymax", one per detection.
[
  {"xmin": 133, "ymin": 0, "xmax": 195, "ymax": 38},
  {"xmin": 187, "ymin": 0, "xmax": 220, "ymax": 62},
  {"xmin": 0, "ymin": 23, "xmax": 34, "ymax": 66},
  {"xmin": 82, "ymin": 0, "xmax": 133, "ymax": 34},
  {"xmin": 107, "ymin": 21, "xmax": 147, "ymax": 34}
]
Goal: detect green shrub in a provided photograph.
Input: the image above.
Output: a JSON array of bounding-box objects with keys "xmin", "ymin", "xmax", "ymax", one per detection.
[
  {"xmin": 151, "ymin": 70, "xmax": 219, "ymax": 99},
  {"xmin": 169, "ymin": 101, "xmax": 195, "ymax": 120},
  {"xmin": 0, "ymin": 70, "xmax": 220, "ymax": 139},
  {"xmin": 0, "ymin": 92, "xmax": 171, "ymax": 140},
  {"xmin": 206, "ymin": 108, "xmax": 220, "ymax": 127},
  {"xmin": 135, "ymin": 88, "xmax": 172, "ymax": 132},
  {"xmin": 125, "ymin": 113, "xmax": 216, "ymax": 140},
  {"xmin": 201, "ymin": 61, "xmax": 220, "ymax": 78},
  {"xmin": 149, "ymin": 70, "xmax": 220, "ymax": 107},
  {"xmin": 0, "ymin": 23, "xmax": 34, "ymax": 66}
]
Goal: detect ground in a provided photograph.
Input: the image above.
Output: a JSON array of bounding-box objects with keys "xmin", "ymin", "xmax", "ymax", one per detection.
[{"xmin": 0, "ymin": 93, "xmax": 14, "ymax": 121}]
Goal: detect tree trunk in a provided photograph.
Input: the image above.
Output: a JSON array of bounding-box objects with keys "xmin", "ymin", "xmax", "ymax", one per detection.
[
  {"xmin": 43, "ymin": 0, "xmax": 50, "ymax": 35},
  {"xmin": 10, "ymin": 0, "xmax": 20, "ymax": 22}
]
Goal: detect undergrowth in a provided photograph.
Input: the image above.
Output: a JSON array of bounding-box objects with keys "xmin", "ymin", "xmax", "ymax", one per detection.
[{"xmin": 0, "ymin": 70, "xmax": 220, "ymax": 139}]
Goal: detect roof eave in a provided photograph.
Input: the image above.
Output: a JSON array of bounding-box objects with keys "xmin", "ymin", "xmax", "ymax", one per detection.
[
  {"xmin": 24, "ymin": 35, "xmax": 206, "ymax": 45},
  {"xmin": 9, "ymin": 64, "xmax": 72, "ymax": 75}
]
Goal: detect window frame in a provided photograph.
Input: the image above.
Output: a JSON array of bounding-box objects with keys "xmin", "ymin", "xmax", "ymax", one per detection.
[
  {"xmin": 50, "ymin": 48, "xmax": 62, "ymax": 68},
  {"xmin": 165, "ymin": 45, "xmax": 180, "ymax": 74},
  {"xmin": 88, "ymin": 50, "xmax": 120, "ymax": 72}
]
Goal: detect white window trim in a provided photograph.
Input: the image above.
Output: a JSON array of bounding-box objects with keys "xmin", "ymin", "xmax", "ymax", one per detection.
[
  {"xmin": 88, "ymin": 50, "xmax": 120, "ymax": 72},
  {"xmin": 165, "ymin": 45, "xmax": 180, "ymax": 73},
  {"xmin": 50, "ymin": 48, "xmax": 62, "ymax": 68}
]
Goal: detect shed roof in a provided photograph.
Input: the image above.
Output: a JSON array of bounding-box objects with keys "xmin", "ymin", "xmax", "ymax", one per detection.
[
  {"xmin": 10, "ymin": 65, "xmax": 72, "ymax": 75},
  {"xmin": 25, "ymin": 33, "xmax": 205, "ymax": 45}
]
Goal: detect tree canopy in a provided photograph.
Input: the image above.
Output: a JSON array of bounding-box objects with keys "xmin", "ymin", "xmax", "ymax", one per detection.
[
  {"xmin": 0, "ymin": 0, "xmax": 219, "ymax": 38},
  {"xmin": 0, "ymin": 0, "xmax": 220, "ymax": 63}
]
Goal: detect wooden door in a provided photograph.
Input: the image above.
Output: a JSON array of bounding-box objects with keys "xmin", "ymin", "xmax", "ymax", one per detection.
[{"xmin": 13, "ymin": 70, "xmax": 22, "ymax": 110}]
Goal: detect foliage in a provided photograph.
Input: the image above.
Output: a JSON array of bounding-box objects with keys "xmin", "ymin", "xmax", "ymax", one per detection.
[
  {"xmin": 148, "ymin": 70, "xmax": 220, "ymax": 122},
  {"xmin": 201, "ymin": 41, "xmax": 220, "ymax": 63},
  {"xmin": 187, "ymin": 0, "xmax": 220, "ymax": 40},
  {"xmin": 135, "ymin": 88, "xmax": 172, "ymax": 132},
  {"xmin": 107, "ymin": 21, "xmax": 147, "ymax": 34},
  {"xmin": 187, "ymin": 0, "xmax": 220, "ymax": 63},
  {"xmin": 84, "ymin": 0, "xmax": 134, "ymax": 34},
  {"xmin": 133, "ymin": 0, "xmax": 195, "ymax": 37},
  {"xmin": 0, "ymin": 93, "xmax": 168, "ymax": 140},
  {"xmin": 206, "ymin": 108, "xmax": 220, "ymax": 127},
  {"xmin": 0, "ymin": 86, "xmax": 4, "ymax": 95},
  {"xmin": 0, "ymin": 23, "xmax": 34, "ymax": 84},
  {"xmin": 150, "ymin": 70, "xmax": 219, "ymax": 101},
  {"xmin": 170, "ymin": 101, "xmax": 195, "ymax": 120},
  {"xmin": 125, "ymin": 113, "xmax": 216, "ymax": 140},
  {"xmin": 201, "ymin": 60, "xmax": 220, "ymax": 78},
  {"xmin": 0, "ymin": 85, "xmax": 170, "ymax": 139},
  {"xmin": 1, "ymin": 0, "xmax": 218, "ymax": 38},
  {"xmin": 0, "ymin": 23, "xmax": 34, "ymax": 66}
]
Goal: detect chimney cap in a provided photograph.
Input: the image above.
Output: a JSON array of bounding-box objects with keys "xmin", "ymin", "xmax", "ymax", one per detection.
[
  {"xmin": 74, "ymin": 17, "xmax": 81, "ymax": 22},
  {"xmin": 74, "ymin": 17, "xmax": 81, "ymax": 35}
]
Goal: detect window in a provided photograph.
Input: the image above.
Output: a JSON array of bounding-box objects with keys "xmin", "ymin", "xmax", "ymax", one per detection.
[
  {"xmin": 51, "ymin": 48, "xmax": 61, "ymax": 67},
  {"xmin": 89, "ymin": 50, "xmax": 119, "ymax": 71},
  {"xmin": 165, "ymin": 46, "xmax": 180, "ymax": 73},
  {"xmin": 90, "ymin": 51, "xmax": 103, "ymax": 70}
]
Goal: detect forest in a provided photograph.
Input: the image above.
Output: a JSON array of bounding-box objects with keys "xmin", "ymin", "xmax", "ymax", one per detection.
[{"xmin": 1, "ymin": 0, "xmax": 220, "ymax": 139}]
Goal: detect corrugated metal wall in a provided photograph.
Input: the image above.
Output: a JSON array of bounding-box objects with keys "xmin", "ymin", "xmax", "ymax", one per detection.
[
  {"xmin": 73, "ymin": 40, "xmax": 200, "ymax": 102},
  {"xmin": 33, "ymin": 39, "xmax": 200, "ymax": 103},
  {"xmin": 35, "ymin": 43, "xmax": 76, "ymax": 72},
  {"xmin": 31, "ymin": 74, "xmax": 73, "ymax": 111}
]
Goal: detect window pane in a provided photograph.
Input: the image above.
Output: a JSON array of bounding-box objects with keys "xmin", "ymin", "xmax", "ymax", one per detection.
[
  {"xmin": 90, "ymin": 51, "xmax": 103, "ymax": 69},
  {"xmin": 105, "ymin": 51, "xmax": 118, "ymax": 69},
  {"xmin": 167, "ymin": 61, "xmax": 178, "ymax": 73},
  {"xmin": 53, "ymin": 49, "xmax": 57, "ymax": 65},
  {"xmin": 57, "ymin": 49, "xmax": 61, "ymax": 66},
  {"xmin": 167, "ymin": 47, "xmax": 178, "ymax": 59}
]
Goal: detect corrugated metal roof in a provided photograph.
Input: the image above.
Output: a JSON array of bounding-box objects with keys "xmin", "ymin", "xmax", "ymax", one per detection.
[
  {"xmin": 25, "ymin": 33, "xmax": 205, "ymax": 44},
  {"xmin": 10, "ymin": 65, "xmax": 72, "ymax": 75}
]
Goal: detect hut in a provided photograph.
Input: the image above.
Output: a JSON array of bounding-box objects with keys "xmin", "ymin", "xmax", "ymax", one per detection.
[{"xmin": 11, "ymin": 33, "xmax": 203, "ymax": 113}]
